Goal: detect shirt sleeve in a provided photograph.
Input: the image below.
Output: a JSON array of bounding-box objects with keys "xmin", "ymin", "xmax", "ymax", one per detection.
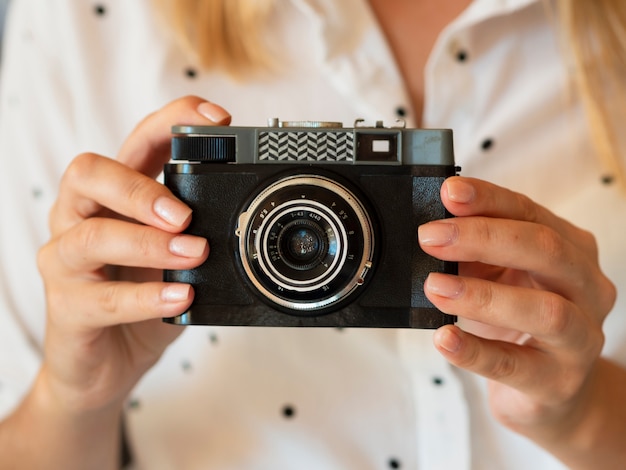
[{"xmin": 0, "ymin": 0, "xmax": 81, "ymax": 419}]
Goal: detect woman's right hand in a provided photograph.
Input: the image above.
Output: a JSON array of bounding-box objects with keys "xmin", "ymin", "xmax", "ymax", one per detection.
[{"xmin": 36, "ymin": 96, "xmax": 230, "ymax": 415}]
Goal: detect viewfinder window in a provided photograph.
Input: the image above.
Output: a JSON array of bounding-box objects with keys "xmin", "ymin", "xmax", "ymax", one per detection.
[
  {"xmin": 356, "ymin": 133, "xmax": 398, "ymax": 162},
  {"xmin": 372, "ymin": 139, "xmax": 390, "ymax": 153}
]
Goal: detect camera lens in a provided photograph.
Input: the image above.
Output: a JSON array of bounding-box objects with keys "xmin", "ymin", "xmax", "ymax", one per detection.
[
  {"xmin": 261, "ymin": 205, "xmax": 341, "ymax": 286},
  {"xmin": 236, "ymin": 174, "xmax": 375, "ymax": 313},
  {"xmin": 278, "ymin": 219, "xmax": 327, "ymax": 270}
]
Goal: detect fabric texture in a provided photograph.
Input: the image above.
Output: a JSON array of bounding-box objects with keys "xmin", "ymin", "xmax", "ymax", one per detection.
[{"xmin": 0, "ymin": 0, "xmax": 624, "ymax": 469}]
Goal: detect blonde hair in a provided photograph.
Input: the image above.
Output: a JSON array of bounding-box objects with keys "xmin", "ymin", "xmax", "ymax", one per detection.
[
  {"xmin": 561, "ymin": 0, "xmax": 626, "ymax": 186},
  {"xmin": 152, "ymin": 0, "xmax": 277, "ymax": 76},
  {"xmin": 154, "ymin": 0, "xmax": 626, "ymax": 184}
]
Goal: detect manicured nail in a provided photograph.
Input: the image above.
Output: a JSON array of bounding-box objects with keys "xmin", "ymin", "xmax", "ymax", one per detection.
[
  {"xmin": 418, "ymin": 221, "xmax": 458, "ymax": 247},
  {"xmin": 169, "ymin": 235, "xmax": 208, "ymax": 258},
  {"xmin": 446, "ymin": 178, "xmax": 475, "ymax": 204},
  {"xmin": 425, "ymin": 273, "xmax": 464, "ymax": 298},
  {"xmin": 154, "ymin": 196, "xmax": 192, "ymax": 227},
  {"xmin": 197, "ymin": 101, "xmax": 231, "ymax": 124},
  {"xmin": 161, "ymin": 283, "xmax": 192, "ymax": 303},
  {"xmin": 434, "ymin": 327, "xmax": 462, "ymax": 353}
]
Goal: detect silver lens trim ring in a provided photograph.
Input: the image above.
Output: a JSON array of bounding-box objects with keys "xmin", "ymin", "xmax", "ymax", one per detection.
[
  {"xmin": 236, "ymin": 174, "xmax": 375, "ymax": 312},
  {"xmin": 256, "ymin": 201, "xmax": 346, "ymax": 291}
]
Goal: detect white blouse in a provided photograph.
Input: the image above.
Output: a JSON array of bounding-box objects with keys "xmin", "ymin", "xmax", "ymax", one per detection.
[{"xmin": 0, "ymin": 0, "xmax": 624, "ymax": 469}]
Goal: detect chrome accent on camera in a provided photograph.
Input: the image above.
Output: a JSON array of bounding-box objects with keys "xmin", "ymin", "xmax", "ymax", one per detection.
[
  {"xmin": 267, "ymin": 118, "xmax": 343, "ymax": 128},
  {"xmin": 236, "ymin": 174, "xmax": 374, "ymax": 312}
]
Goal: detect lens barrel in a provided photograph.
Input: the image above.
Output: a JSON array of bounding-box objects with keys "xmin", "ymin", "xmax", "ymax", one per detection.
[{"xmin": 236, "ymin": 174, "xmax": 374, "ymax": 313}]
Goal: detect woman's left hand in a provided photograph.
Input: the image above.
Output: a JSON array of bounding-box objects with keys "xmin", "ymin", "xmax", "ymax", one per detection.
[{"xmin": 418, "ymin": 176, "xmax": 618, "ymax": 463}]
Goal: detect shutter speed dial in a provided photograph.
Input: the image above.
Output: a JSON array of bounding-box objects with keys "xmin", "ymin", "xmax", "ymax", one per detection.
[{"xmin": 171, "ymin": 135, "xmax": 236, "ymax": 162}]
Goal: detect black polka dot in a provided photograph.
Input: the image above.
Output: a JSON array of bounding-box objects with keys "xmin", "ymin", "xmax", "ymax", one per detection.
[
  {"xmin": 481, "ymin": 138, "xmax": 494, "ymax": 151},
  {"xmin": 601, "ymin": 174, "xmax": 615, "ymax": 185},
  {"xmin": 209, "ymin": 332, "xmax": 219, "ymax": 344},
  {"xmin": 185, "ymin": 67, "xmax": 198, "ymax": 79},
  {"xmin": 282, "ymin": 405, "xmax": 296, "ymax": 419},
  {"xmin": 456, "ymin": 50, "xmax": 469, "ymax": 62},
  {"xmin": 395, "ymin": 106, "xmax": 407, "ymax": 118},
  {"xmin": 32, "ymin": 187, "xmax": 43, "ymax": 199},
  {"xmin": 432, "ymin": 376, "xmax": 444, "ymax": 386},
  {"xmin": 93, "ymin": 4, "xmax": 106, "ymax": 16},
  {"xmin": 388, "ymin": 458, "xmax": 402, "ymax": 469},
  {"xmin": 128, "ymin": 398, "xmax": 141, "ymax": 410},
  {"xmin": 181, "ymin": 359, "xmax": 192, "ymax": 372}
]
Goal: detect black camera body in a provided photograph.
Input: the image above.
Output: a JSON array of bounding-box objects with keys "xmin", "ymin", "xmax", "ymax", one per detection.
[{"xmin": 163, "ymin": 119, "xmax": 458, "ymax": 328}]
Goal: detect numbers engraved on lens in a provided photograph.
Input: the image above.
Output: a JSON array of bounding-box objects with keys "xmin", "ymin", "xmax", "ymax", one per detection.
[{"xmin": 236, "ymin": 174, "xmax": 374, "ymax": 313}]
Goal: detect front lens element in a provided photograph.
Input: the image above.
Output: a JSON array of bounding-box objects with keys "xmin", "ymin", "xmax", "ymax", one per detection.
[{"xmin": 279, "ymin": 219, "xmax": 326, "ymax": 270}]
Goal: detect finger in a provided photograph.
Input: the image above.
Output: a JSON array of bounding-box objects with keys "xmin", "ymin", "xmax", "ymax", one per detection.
[
  {"xmin": 432, "ymin": 325, "xmax": 601, "ymax": 408},
  {"xmin": 424, "ymin": 272, "xmax": 602, "ymax": 349},
  {"xmin": 432, "ymin": 325, "xmax": 559, "ymax": 401},
  {"xmin": 419, "ymin": 217, "xmax": 605, "ymax": 306},
  {"xmin": 52, "ymin": 218, "xmax": 208, "ymax": 274},
  {"xmin": 51, "ymin": 153, "xmax": 193, "ymax": 235},
  {"xmin": 441, "ymin": 177, "xmax": 596, "ymax": 251},
  {"xmin": 51, "ymin": 281, "xmax": 195, "ymax": 329},
  {"xmin": 116, "ymin": 96, "xmax": 231, "ymax": 177}
]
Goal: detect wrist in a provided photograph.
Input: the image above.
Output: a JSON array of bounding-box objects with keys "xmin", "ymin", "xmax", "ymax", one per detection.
[
  {"xmin": 525, "ymin": 358, "xmax": 626, "ymax": 469},
  {"xmin": 1, "ymin": 368, "xmax": 124, "ymax": 470}
]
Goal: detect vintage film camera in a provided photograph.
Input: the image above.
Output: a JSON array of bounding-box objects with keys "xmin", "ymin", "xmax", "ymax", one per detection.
[{"xmin": 163, "ymin": 119, "xmax": 458, "ymax": 328}]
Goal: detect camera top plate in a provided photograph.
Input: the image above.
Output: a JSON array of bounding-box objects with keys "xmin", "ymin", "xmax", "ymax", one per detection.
[{"xmin": 171, "ymin": 120, "xmax": 454, "ymax": 167}]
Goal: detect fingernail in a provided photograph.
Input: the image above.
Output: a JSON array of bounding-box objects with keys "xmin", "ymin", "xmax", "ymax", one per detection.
[
  {"xmin": 169, "ymin": 235, "xmax": 208, "ymax": 258},
  {"xmin": 418, "ymin": 221, "xmax": 458, "ymax": 247},
  {"xmin": 197, "ymin": 101, "xmax": 231, "ymax": 124},
  {"xmin": 425, "ymin": 273, "xmax": 464, "ymax": 298},
  {"xmin": 154, "ymin": 197, "xmax": 192, "ymax": 227},
  {"xmin": 161, "ymin": 283, "xmax": 192, "ymax": 303},
  {"xmin": 446, "ymin": 178, "xmax": 475, "ymax": 204},
  {"xmin": 434, "ymin": 327, "xmax": 462, "ymax": 353}
]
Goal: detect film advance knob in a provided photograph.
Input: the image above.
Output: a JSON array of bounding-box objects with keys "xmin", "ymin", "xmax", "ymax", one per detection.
[{"xmin": 171, "ymin": 135, "xmax": 236, "ymax": 162}]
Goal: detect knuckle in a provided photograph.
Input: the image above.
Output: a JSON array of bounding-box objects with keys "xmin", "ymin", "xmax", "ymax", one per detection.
[
  {"xmin": 135, "ymin": 284, "xmax": 157, "ymax": 317},
  {"xmin": 98, "ymin": 283, "xmax": 120, "ymax": 315},
  {"xmin": 456, "ymin": 337, "xmax": 482, "ymax": 370},
  {"xmin": 55, "ymin": 219, "xmax": 104, "ymax": 272},
  {"xmin": 36, "ymin": 241, "xmax": 55, "ymax": 277},
  {"xmin": 65, "ymin": 152, "xmax": 101, "ymax": 182},
  {"xmin": 576, "ymin": 227, "xmax": 599, "ymax": 256},
  {"xmin": 474, "ymin": 217, "xmax": 497, "ymax": 247},
  {"xmin": 488, "ymin": 348, "xmax": 518, "ymax": 379},
  {"xmin": 537, "ymin": 294, "xmax": 572, "ymax": 337},
  {"xmin": 535, "ymin": 225, "xmax": 566, "ymax": 265},
  {"xmin": 135, "ymin": 228, "xmax": 155, "ymax": 258},
  {"xmin": 73, "ymin": 218, "xmax": 104, "ymax": 254},
  {"xmin": 601, "ymin": 277, "xmax": 618, "ymax": 315},
  {"xmin": 514, "ymin": 191, "xmax": 539, "ymax": 223},
  {"xmin": 587, "ymin": 325, "xmax": 606, "ymax": 358},
  {"xmin": 123, "ymin": 173, "xmax": 150, "ymax": 204},
  {"xmin": 470, "ymin": 279, "xmax": 496, "ymax": 312}
]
